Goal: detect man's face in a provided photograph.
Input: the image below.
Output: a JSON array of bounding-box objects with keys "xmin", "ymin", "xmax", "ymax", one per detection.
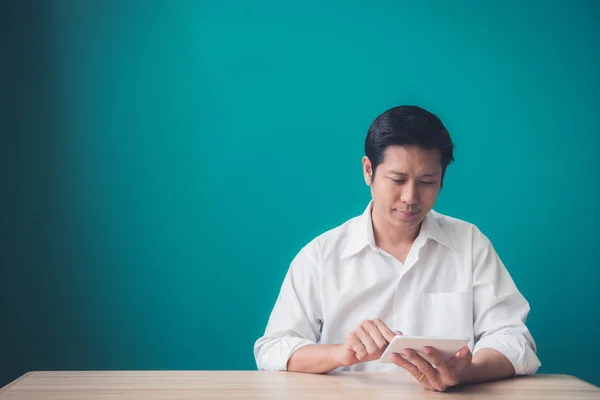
[{"xmin": 362, "ymin": 145, "xmax": 443, "ymax": 233}]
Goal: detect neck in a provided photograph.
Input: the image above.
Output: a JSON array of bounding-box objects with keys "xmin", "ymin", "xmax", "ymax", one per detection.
[{"xmin": 371, "ymin": 208, "xmax": 421, "ymax": 249}]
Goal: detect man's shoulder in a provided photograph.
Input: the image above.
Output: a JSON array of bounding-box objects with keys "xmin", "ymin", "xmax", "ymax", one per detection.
[
  {"xmin": 311, "ymin": 213, "xmax": 361, "ymax": 246},
  {"xmin": 430, "ymin": 209, "xmax": 474, "ymax": 230},
  {"xmin": 297, "ymin": 211, "xmax": 362, "ymax": 260},
  {"xmin": 429, "ymin": 209, "xmax": 488, "ymax": 243}
]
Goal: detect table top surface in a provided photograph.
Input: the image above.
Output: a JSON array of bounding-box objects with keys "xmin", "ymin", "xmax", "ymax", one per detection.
[{"xmin": 1, "ymin": 371, "xmax": 599, "ymax": 399}]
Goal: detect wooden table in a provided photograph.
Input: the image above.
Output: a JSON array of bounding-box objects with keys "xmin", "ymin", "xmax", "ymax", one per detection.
[{"xmin": 1, "ymin": 371, "xmax": 599, "ymax": 399}]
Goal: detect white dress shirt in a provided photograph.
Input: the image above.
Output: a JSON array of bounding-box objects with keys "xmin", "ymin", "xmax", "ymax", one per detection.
[{"xmin": 254, "ymin": 202, "xmax": 541, "ymax": 374}]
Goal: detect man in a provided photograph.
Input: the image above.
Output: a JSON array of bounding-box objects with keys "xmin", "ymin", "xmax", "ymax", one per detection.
[{"xmin": 254, "ymin": 105, "xmax": 540, "ymax": 392}]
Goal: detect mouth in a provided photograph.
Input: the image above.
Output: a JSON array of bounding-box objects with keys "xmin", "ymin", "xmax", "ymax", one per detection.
[{"xmin": 393, "ymin": 209, "xmax": 420, "ymax": 220}]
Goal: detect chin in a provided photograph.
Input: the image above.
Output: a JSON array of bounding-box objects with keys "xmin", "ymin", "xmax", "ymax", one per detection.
[{"xmin": 396, "ymin": 220, "xmax": 422, "ymax": 230}]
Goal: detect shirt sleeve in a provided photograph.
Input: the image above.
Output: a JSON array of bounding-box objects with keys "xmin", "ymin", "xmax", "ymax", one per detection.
[
  {"xmin": 254, "ymin": 244, "xmax": 323, "ymax": 371},
  {"xmin": 471, "ymin": 228, "xmax": 541, "ymax": 375}
]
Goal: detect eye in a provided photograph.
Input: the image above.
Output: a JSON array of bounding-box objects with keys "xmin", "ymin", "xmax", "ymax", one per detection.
[
  {"xmin": 391, "ymin": 179, "xmax": 405, "ymax": 184},
  {"xmin": 420, "ymin": 181, "xmax": 435, "ymax": 185}
]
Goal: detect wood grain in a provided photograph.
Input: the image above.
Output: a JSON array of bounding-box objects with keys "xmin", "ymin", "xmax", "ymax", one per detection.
[{"xmin": 1, "ymin": 371, "xmax": 599, "ymax": 399}]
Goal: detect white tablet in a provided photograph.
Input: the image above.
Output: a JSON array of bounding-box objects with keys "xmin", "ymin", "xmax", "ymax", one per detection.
[{"xmin": 379, "ymin": 335, "xmax": 469, "ymax": 364}]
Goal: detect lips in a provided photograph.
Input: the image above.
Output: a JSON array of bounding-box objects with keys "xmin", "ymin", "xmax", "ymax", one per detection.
[
  {"xmin": 394, "ymin": 209, "xmax": 419, "ymax": 215},
  {"xmin": 394, "ymin": 209, "xmax": 420, "ymax": 220}
]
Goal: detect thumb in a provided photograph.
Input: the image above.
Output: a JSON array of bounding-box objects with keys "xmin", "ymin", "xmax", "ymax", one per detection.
[
  {"xmin": 449, "ymin": 346, "xmax": 472, "ymax": 368},
  {"xmin": 458, "ymin": 346, "xmax": 472, "ymax": 360}
]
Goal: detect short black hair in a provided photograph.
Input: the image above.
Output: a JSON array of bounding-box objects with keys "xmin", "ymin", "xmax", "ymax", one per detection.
[{"xmin": 365, "ymin": 105, "xmax": 455, "ymax": 186}]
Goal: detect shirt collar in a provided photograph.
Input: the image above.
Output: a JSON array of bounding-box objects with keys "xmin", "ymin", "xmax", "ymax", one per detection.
[
  {"xmin": 340, "ymin": 202, "xmax": 376, "ymax": 259},
  {"xmin": 420, "ymin": 209, "xmax": 455, "ymax": 251},
  {"xmin": 340, "ymin": 201, "xmax": 455, "ymax": 259}
]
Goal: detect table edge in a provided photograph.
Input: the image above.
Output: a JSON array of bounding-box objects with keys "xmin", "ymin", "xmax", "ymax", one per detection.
[
  {"xmin": 567, "ymin": 374, "xmax": 600, "ymax": 390},
  {"xmin": 0, "ymin": 372, "xmax": 33, "ymax": 394},
  {"xmin": 2, "ymin": 371, "xmax": 597, "ymax": 390}
]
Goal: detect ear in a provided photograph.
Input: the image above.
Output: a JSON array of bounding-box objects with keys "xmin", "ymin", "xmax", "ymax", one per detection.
[{"xmin": 362, "ymin": 156, "xmax": 373, "ymax": 186}]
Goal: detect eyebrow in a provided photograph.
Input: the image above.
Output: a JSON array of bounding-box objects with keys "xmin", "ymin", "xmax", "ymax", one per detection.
[{"xmin": 388, "ymin": 171, "xmax": 439, "ymax": 178}]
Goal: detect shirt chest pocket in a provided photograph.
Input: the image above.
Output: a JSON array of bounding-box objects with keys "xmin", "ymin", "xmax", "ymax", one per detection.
[{"xmin": 421, "ymin": 291, "xmax": 473, "ymax": 339}]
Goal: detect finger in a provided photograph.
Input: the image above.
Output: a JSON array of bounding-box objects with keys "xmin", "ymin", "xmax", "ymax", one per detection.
[
  {"xmin": 459, "ymin": 346, "xmax": 472, "ymax": 361},
  {"xmin": 362, "ymin": 320, "xmax": 389, "ymax": 349},
  {"xmin": 451, "ymin": 346, "xmax": 471, "ymax": 359},
  {"xmin": 354, "ymin": 325, "xmax": 380, "ymax": 356},
  {"xmin": 373, "ymin": 318, "xmax": 398, "ymax": 343},
  {"xmin": 401, "ymin": 349, "xmax": 438, "ymax": 383},
  {"xmin": 448, "ymin": 346, "xmax": 473, "ymax": 369},
  {"xmin": 348, "ymin": 333, "xmax": 369, "ymax": 360},
  {"xmin": 390, "ymin": 353, "xmax": 425, "ymax": 383},
  {"xmin": 422, "ymin": 346, "xmax": 451, "ymax": 376}
]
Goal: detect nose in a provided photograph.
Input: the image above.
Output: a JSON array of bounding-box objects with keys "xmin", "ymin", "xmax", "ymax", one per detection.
[{"xmin": 401, "ymin": 181, "xmax": 418, "ymax": 205}]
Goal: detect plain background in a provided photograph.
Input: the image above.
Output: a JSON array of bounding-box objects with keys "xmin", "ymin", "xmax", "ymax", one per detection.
[{"xmin": 1, "ymin": 0, "xmax": 599, "ymax": 388}]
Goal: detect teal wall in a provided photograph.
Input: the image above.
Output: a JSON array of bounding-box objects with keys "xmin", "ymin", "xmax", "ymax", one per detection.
[{"xmin": 2, "ymin": 0, "xmax": 599, "ymax": 388}]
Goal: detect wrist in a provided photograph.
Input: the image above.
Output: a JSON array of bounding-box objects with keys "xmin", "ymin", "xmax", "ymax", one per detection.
[
  {"xmin": 328, "ymin": 344, "xmax": 344, "ymax": 368},
  {"xmin": 457, "ymin": 363, "xmax": 477, "ymax": 385},
  {"xmin": 458, "ymin": 348, "xmax": 516, "ymax": 385}
]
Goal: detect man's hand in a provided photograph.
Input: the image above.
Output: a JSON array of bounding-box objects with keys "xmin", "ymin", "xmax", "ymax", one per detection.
[
  {"xmin": 330, "ymin": 318, "xmax": 399, "ymax": 367},
  {"xmin": 391, "ymin": 346, "xmax": 473, "ymax": 392}
]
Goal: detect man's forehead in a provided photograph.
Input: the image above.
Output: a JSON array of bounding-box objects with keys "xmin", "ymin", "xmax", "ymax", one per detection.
[
  {"xmin": 387, "ymin": 169, "xmax": 440, "ymax": 176},
  {"xmin": 381, "ymin": 148, "xmax": 442, "ymax": 170},
  {"xmin": 382, "ymin": 145, "xmax": 441, "ymax": 158}
]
